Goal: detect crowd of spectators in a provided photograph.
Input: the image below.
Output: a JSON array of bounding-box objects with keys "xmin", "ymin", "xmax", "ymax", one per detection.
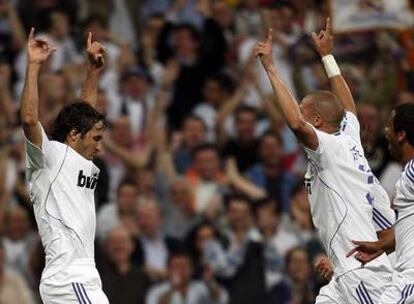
[{"xmin": 0, "ymin": 0, "xmax": 413, "ymax": 303}]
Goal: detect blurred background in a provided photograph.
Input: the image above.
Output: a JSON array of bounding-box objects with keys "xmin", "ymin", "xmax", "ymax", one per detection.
[{"xmin": 0, "ymin": 0, "xmax": 413, "ymax": 303}]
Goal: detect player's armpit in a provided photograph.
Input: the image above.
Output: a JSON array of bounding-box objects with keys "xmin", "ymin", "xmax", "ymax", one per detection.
[{"xmin": 293, "ymin": 121, "xmax": 319, "ymax": 151}]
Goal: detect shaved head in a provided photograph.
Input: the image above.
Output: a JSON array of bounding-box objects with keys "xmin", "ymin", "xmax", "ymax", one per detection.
[{"xmin": 300, "ymin": 91, "xmax": 344, "ymax": 130}]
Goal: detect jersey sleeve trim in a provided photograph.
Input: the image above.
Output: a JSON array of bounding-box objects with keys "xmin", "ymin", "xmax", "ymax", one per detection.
[
  {"xmin": 372, "ymin": 207, "xmax": 393, "ymax": 229},
  {"xmin": 405, "ymin": 161, "xmax": 414, "ymax": 183}
]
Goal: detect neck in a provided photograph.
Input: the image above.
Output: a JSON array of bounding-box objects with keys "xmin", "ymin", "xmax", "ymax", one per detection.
[{"xmin": 401, "ymin": 145, "xmax": 414, "ymax": 165}]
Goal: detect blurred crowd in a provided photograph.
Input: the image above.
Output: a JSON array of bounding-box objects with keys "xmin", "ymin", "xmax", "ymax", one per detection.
[{"xmin": 0, "ymin": 0, "xmax": 414, "ymax": 303}]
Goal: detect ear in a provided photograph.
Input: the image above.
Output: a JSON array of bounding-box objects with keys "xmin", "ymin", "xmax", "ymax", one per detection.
[
  {"xmin": 313, "ymin": 115, "xmax": 323, "ymax": 128},
  {"xmin": 67, "ymin": 129, "xmax": 81, "ymax": 144}
]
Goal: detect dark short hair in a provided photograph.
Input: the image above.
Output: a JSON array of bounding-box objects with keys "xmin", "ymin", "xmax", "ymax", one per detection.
[
  {"xmin": 174, "ymin": 23, "xmax": 200, "ymax": 44},
  {"xmin": 190, "ymin": 143, "xmax": 219, "ymax": 160},
  {"xmin": 259, "ymin": 130, "xmax": 283, "ymax": 146},
  {"xmin": 52, "ymin": 101, "xmax": 107, "ymax": 143},
  {"xmin": 182, "ymin": 115, "xmax": 207, "ymax": 131},
  {"xmin": 253, "ymin": 196, "xmax": 281, "ymax": 217},
  {"xmin": 224, "ymin": 193, "xmax": 252, "ymax": 211},
  {"xmin": 167, "ymin": 250, "xmax": 192, "ymax": 266},
  {"xmin": 235, "ymin": 105, "xmax": 257, "ymax": 121},
  {"xmin": 82, "ymin": 15, "xmax": 108, "ymax": 29},
  {"xmin": 206, "ymin": 72, "xmax": 235, "ymax": 94},
  {"xmin": 394, "ymin": 103, "xmax": 414, "ymax": 146}
]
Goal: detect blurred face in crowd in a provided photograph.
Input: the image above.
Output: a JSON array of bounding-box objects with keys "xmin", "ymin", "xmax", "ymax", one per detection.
[
  {"xmin": 121, "ymin": 75, "xmax": 149, "ymax": 100},
  {"xmin": 227, "ymin": 200, "xmax": 252, "ymax": 232},
  {"xmin": 170, "ymin": 179, "xmax": 193, "ymax": 213},
  {"xmin": 256, "ymin": 203, "xmax": 279, "ymax": 234},
  {"xmin": 203, "ymin": 79, "xmax": 229, "ymax": 107},
  {"xmin": 169, "ymin": 255, "xmax": 193, "ymax": 287},
  {"xmin": 145, "ymin": 15, "xmax": 165, "ymax": 41},
  {"xmin": 267, "ymin": 8, "xmax": 284, "ymax": 32},
  {"xmin": 291, "ymin": 186, "xmax": 310, "ymax": 214},
  {"xmin": 175, "ymin": 28, "xmax": 199, "ymax": 60},
  {"xmin": 212, "ymin": 1, "xmax": 233, "ymax": 29},
  {"xmin": 50, "ymin": 12, "xmax": 69, "ymax": 39},
  {"xmin": 235, "ymin": 110, "xmax": 256, "ymax": 143},
  {"xmin": 287, "ymin": 248, "xmax": 311, "ymax": 284},
  {"xmin": 85, "ymin": 21, "xmax": 107, "ymax": 42},
  {"xmin": 6, "ymin": 207, "xmax": 30, "ymax": 241},
  {"xmin": 182, "ymin": 117, "xmax": 206, "ymax": 148},
  {"xmin": 259, "ymin": 134, "xmax": 283, "ymax": 167},
  {"xmin": 193, "ymin": 148, "xmax": 220, "ymax": 181},
  {"xmin": 40, "ymin": 73, "xmax": 68, "ymax": 103},
  {"xmin": 136, "ymin": 201, "xmax": 162, "ymax": 239},
  {"xmin": 117, "ymin": 183, "xmax": 138, "ymax": 214},
  {"xmin": 135, "ymin": 170, "xmax": 155, "ymax": 196},
  {"xmin": 110, "ymin": 116, "xmax": 133, "ymax": 148},
  {"xmin": 105, "ymin": 226, "xmax": 134, "ymax": 266},
  {"xmin": 195, "ymin": 224, "xmax": 215, "ymax": 253}
]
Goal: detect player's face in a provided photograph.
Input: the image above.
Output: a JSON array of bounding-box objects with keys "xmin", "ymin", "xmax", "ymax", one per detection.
[
  {"xmin": 385, "ymin": 111, "xmax": 401, "ymax": 160},
  {"xmin": 74, "ymin": 121, "xmax": 105, "ymax": 160}
]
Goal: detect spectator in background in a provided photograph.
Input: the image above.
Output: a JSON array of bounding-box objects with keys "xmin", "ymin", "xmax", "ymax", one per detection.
[
  {"xmin": 97, "ymin": 179, "xmax": 139, "ymax": 240},
  {"xmin": 222, "ymin": 106, "xmax": 260, "ymax": 172},
  {"xmin": 0, "ymin": 0, "xmax": 25, "ymax": 63},
  {"xmin": 3, "ymin": 206, "xmax": 37, "ymax": 279},
  {"xmin": 204, "ymin": 195, "xmax": 267, "ymax": 304},
  {"xmin": 246, "ymin": 131, "xmax": 297, "ymax": 212},
  {"xmin": 173, "ymin": 115, "xmax": 207, "ymax": 174},
  {"xmin": 158, "ymin": 1, "xmax": 227, "ymax": 129},
  {"xmin": 193, "ymin": 72, "xmax": 235, "ymax": 141},
  {"xmin": 99, "ymin": 226, "xmax": 149, "ymax": 304},
  {"xmin": 133, "ymin": 198, "xmax": 183, "ymax": 283},
  {"xmin": 163, "ymin": 178, "xmax": 200, "ymax": 240},
  {"xmin": 235, "ymin": 0, "xmax": 262, "ymax": 39},
  {"xmin": 146, "ymin": 251, "xmax": 228, "ymax": 304},
  {"xmin": 0, "ymin": 239, "xmax": 35, "ymax": 304},
  {"xmin": 187, "ymin": 221, "xmax": 223, "ymax": 279},
  {"xmin": 253, "ymin": 197, "xmax": 300, "ymax": 294},
  {"xmin": 271, "ymin": 247, "xmax": 316, "ymax": 304}
]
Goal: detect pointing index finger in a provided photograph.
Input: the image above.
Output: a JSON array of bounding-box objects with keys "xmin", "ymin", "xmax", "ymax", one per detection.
[
  {"xmin": 87, "ymin": 32, "xmax": 92, "ymax": 48},
  {"xmin": 29, "ymin": 27, "xmax": 35, "ymax": 40},
  {"xmin": 267, "ymin": 28, "xmax": 273, "ymax": 45},
  {"xmin": 326, "ymin": 17, "xmax": 331, "ymax": 35}
]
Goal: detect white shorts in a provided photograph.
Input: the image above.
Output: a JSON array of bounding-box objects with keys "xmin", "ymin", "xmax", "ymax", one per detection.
[
  {"xmin": 315, "ymin": 268, "xmax": 392, "ymax": 304},
  {"xmin": 380, "ymin": 270, "xmax": 414, "ymax": 304},
  {"xmin": 40, "ymin": 280, "xmax": 110, "ymax": 304}
]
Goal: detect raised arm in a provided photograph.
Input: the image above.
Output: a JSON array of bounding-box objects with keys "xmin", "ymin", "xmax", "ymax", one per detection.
[
  {"xmin": 312, "ymin": 18, "xmax": 356, "ymax": 115},
  {"xmin": 254, "ymin": 30, "xmax": 318, "ymax": 150},
  {"xmin": 20, "ymin": 28, "xmax": 55, "ymax": 148},
  {"xmin": 80, "ymin": 32, "xmax": 106, "ymax": 108}
]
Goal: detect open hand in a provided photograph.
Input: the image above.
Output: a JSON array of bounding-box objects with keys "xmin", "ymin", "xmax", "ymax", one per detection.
[
  {"xmin": 312, "ymin": 17, "xmax": 333, "ymax": 57},
  {"xmin": 27, "ymin": 28, "xmax": 55, "ymax": 65},
  {"xmin": 253, "ymin": 28, "xmax": 274, "ymax": 69},
  {"xmin": 86, "ymin": 32, "xmax": 106, "ymax": 68},
  {"xmin": 346, "ymin": 240, "xmax": 384, "ymax": 265}
]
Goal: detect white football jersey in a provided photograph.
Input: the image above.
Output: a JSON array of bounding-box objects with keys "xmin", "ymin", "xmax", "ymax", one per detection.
[
  {"xmin": 25, "ymin": 123, "xmax": 101, "ymax": 284},
  {"xmin": 304, "ymin": 112, "xmax": 393, "ymax": 276},
  {"xmin": 393, "ymin": 159, "xmax": 414, "ymax": 272}
]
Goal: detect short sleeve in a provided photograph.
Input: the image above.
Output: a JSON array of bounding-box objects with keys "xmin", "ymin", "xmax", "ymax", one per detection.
[
  {"xmin": 341, "ymin": 111, "xmax": 361, "ymax": 145},
  {"xmin": 24, "ymin": 123, "xmax": 54, "ymax": 171},
  {"xmin": 302, "ymin": 123, "xmax": 331, "ymax": 170},
  {"xmin": 371, "ymin": 184, "xmax": 395, "ymax": 231}
]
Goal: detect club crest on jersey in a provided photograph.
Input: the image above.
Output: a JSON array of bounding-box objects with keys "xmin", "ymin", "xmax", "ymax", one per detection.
[{"xmin": 77, "ymin": 170, "xmax": 98, "ymax": 190}]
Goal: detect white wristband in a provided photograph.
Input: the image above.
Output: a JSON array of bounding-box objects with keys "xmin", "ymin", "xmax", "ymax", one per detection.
[{"xmin": 321, "ymin": 54, "xmax": 341, "ymax": 78}]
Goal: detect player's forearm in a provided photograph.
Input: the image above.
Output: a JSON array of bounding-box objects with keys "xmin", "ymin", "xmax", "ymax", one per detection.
[
  {"xmin": 264, "ymin": 64, "xmax": 307, "ymax": 131},
  {"xmin": 80, "ymin": 64, "xmax": 99, "ymax": 107},
  {"xmin": 20, "ymin": 63, "xmax": 41, "ymax": 125},
  {"xmin": 322, "ymin": 55, "xmax": 357, "ymax": 114},
  {"xmin": 377, "ymin": 228, "xmax": 395, "ymax": 254}
]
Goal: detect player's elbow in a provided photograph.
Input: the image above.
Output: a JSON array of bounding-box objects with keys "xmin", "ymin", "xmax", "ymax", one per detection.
[
  {"xmin": 288, "ymin": 116, "xmax": 307, "ymax": 132},
  {"xmin": 20, "ymin": 114, "xmax": 38, "ymax": 126}
]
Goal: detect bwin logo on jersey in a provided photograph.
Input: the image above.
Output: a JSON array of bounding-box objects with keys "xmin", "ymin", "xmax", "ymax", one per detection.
[{"xmin": 77, "ymin": 170, "xmax": 98, "ymax": 190}]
